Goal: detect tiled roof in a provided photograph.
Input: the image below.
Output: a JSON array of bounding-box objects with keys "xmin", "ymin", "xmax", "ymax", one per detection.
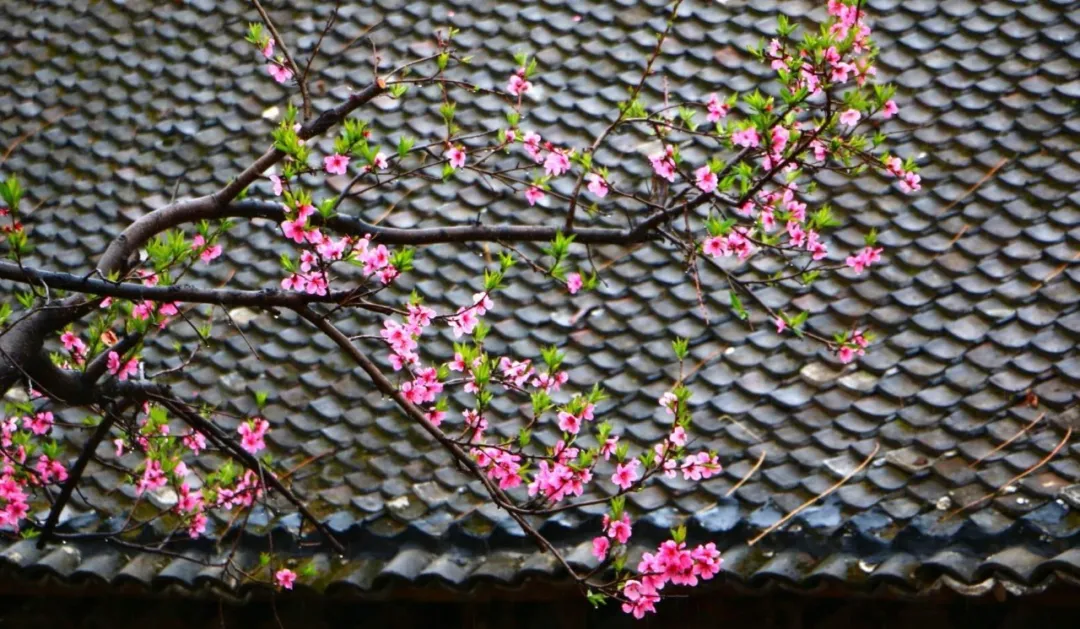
[{"xmin": 2, "ymin": 0, "xmax": 1080, "ymax": 598}]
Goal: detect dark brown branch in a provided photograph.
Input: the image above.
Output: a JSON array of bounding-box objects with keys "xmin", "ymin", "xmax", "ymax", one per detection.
[
  {"xmin": 0, "ymin": 261, "xmax": 372, "ymax": 310},
  {"xmin": 37, "ymin": 407, "xmax": 123, "ymax": 548}
]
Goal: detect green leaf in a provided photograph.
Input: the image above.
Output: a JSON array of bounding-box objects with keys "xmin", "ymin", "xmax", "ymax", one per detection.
[
  {"xmin": 729, "ymin": 291, "xmax": 748, "ymax": 320},
  {"xmin": 397, "ymin": 136, "xmax": 415, "ymax": 160},
  {"xmin": 0, "ymin": 175, "xmax": 23, "ymax": 211},
  {"xmin": 671, "ymin": 337, "xmax": 689, "ymax": 361}
]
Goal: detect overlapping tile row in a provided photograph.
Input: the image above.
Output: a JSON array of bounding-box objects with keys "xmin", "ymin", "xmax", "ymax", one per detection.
[
  {"xmin": 1, "ymin": 0, "xmax": 1079, "ymax": 592},
  {"xmin": 5, "ymin": 536, "xmax": 1080, "ymax": 598}
]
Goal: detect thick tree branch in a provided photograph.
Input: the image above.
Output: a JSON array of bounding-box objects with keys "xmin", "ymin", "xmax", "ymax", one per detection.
[
  {"xmin": 1, "ymin": 82, "xmax": 386, "ymax": 396},
  {"xmin": 0, "ymin": 261, "xmax": 374, "ymax": 311}
]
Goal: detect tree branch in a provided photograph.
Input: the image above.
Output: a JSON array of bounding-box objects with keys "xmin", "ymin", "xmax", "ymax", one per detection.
[
  {"xmin": 251, "ymin": 0, "xmax": 312, "ymax": 120},
  {"xmin": 157, "ymin": 396, "xmax": 347, "ymax": 555}
]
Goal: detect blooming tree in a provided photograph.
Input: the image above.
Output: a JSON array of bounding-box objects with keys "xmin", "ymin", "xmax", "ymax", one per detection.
[{"xmin": 0, "ymin": 0, "xmax": 914, "ymax": 617}]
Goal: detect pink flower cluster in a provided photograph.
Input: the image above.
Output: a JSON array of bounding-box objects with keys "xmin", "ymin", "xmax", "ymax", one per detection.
[
  {"xmin": 528, "ymin": 441, "xmax": 593, "ymax": 503},
  {"xmin": 507, "ymin": 70, "xmax": 533, "ymax": 97},
  {"xmin": 886, "ymin": 156, "xmax": 921, "ymax": 193},
  {"xmin": 35, "ymin": 454, "xmax": 68, "ymax": 484},
  {"xmin": 556, "ymin": 402, "xmax": 594, "ymax": 435},
  {"xmin": 238, "ymin": 418, "xmax": 270, "ymax": 454},
  {"xmin": 401, "ymin": 366, "xmax": 444, "ymax": 406},
  {"xmin": 192, "ymin": 234, "xmax": 222, "ymax": 263},
  {"xmin": 60, "ymin": 331, "xmax": 87, "ymax": 362},
  {"xmin": 0, "ymin": 467, "xmax": 29, "ymax": 529},
  {"xmin": 472, "ymin": 446, "xmax": 523, "ymax": 490},
  {"xmin": 622, "ymin": 541, "xmax": 722, "ymax": 618},
  {"xmin": 448, "ymin": 292, "xmax": 492, "ymax": 338},
  {"xmin": 215, "ymin": 469, "xmax": 264, "ymax": 511},
  {"xmin": 107, "ymin": 351, "xmax": 140, "ymax": 381},
  {"xmin": 649, "ymin": 145, "xmax": 677, "ymax": 183},
  {"xmin": 706, "ymin": 93, "xmax": 730, "ymax": 122},
  {"xmin": 22, "ymin": 411, "xmax": 53, "ymax": 436},
  {"xmin": 845, "ymin": 246, "xmax": 883, "ymax": 274},
  {"xmin": 702, "ymin": 228, "xmax": 756, "ymax": 262},
  {"xmin": 838, "ymin": 329, "xmax": 871, "ymax": 364}
]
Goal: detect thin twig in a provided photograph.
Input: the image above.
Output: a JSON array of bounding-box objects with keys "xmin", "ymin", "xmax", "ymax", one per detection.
[
  {"xmin": 251, "ymin": 0, "xmax": 312, "ymax": 120},
  {"xmin": 748, "ymin": 442, "xmax": 880, "ymax": 545},
  {"xmin": 726, "ymin": 450, "xmax": 766, "ymax": 498},
  {"xmin": 948, "ymin": 428, "xmax": 1071, "ymax": 520},
  {"xmin": 968, "ymin": 412, "xmax": 1045, "ymax": 469}
]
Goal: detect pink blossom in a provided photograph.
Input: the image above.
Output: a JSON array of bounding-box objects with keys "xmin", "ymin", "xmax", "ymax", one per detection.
[
  {"xmin": 899, "ymin": 171, "xmax": 922, "ymax": 193},
  {"xmin": 136, "ymin": 459, "xmax": 166, "ymax": 495},
  {"xmin": 845, "ymin": 246, "xmax": 883, "ymax": 274},
  {"xmin": 543, "ymin": 150, "xmax": 571, "ymax": 177},
  {"xmin": 60, "ymin": 331, "xmax": 86, "ymax": 356},
  {"xmin": 323, "ymin": 153, "xmax": 350, "ymax": 175},
  {"xmin": 694, "ymin": 165, "xmax": 717, "ymax": 193},
  {"xmin": 771, "ymin": 125, "xmax": 790, "ymax": 153},
  {"xmin": 706, "ymin": 92, "xmax": 729, "ymax": 122},
  {"xmin": 732, "ymin": 127, "xmax": 760, "ymax": 148},
  {"xmin": 369, "ymin": 151, "xmax": 388, "ymax": 171},
  {"xmin": 882, "ymin": 100, "xmax": 899, "ymax": 118},
  {"xmin": 177, "ymin": 483, "xmax": 203, "ymax": 514},
  {"xmin": 305, "ymin": 272, "xmax": 329, "ymax": 295},
  {"xmin": 198, "ymin": 240, "xmax": 222, "ymax": 263},
  {"xmin": 362, "ymin": 244, "xmax": 391, "ymax": 275},
  {"xmin": 592, "ymin": 536, "xmax": 610, "ymax": 560},
  {"xmin": 606, "ymin": 514, "xmax": 633, "ymax": 543},
  {"xmin": 237, "ymin": 418, "xmax": 269, "ymax": 454},
  {"xmin": 566, "ymin": 273, "xmax": 583, "ymax": 295},
  {"xmin": 557, "ymin": 411, "xmax": 582, "ymax": 434},
  {"xmin": 449, "ymin": 308, "xmax": 479, "ymax": 338},
  {"xmin": 525, "ymin": 186, "xmax": 545, "ymax": 206},
  {"xmin": 267, "ymin": 62, "xmax": 292, "ymax": 84},
  {"xmin": 621, "ymin": 580, "xmax": 659, "ymax": 619},
  {"xmin": 296, "ymin": 204, "xmax": 316, "ymax": 222},
  {"xmin": 649, "ymin": 146, "xmax": 677, "ymax": 183},
  {"xmin": 446, "ymin": 146, "xmax": 466, "ymax": 169},
  {"xmin": 269, "ymin": 174, "xmax": 283, "ymax": 196},
  {"xmin": 838, "ymin": 345, "xmax": 856, "ymax": 363},
  {"xmin": 805, "ymin": 230, "xmax": 828, "ymax": 261},
  {"xmin": 472, "ymin": 292, "xmax": 494, "ymax": 315},
  {"xmin": 275, "ymin": 568, "xmax": 297, "ymax": 590},
  {"xmin": 424, "ymin": 408, "xmax": 446, "ymax": 426},
  {"xmin": 24, "ymin": 412, "xmax": 53, "ymax": 436},
  {"xmin": 775, "ymin": 317, "xmax": 787, "ymax": 334},
  {"xmin": 611, "ymin": 460, "xmax": 640, "ymax": 491},
  {"xmin": 262, "ymin": 38, "xmax": 275, "ymax": 59},
  {"xmin": 669, "ymin": 425, "xmax": 688, "ymax": 448},
  {"xmin": 522, "ymin": 131, "xmax": 543, "ymax": 162},
  {"xmin": 692, "ymin": 542, "xmax": 723, "ymax": 580},
  {"xmin": 183, "ymin": 430, "xmax": 207, "ymax": 454},
  {"xmin": 507, "ymin": 72, "xmax": 532, "ymax": 96},
  {"xmin": 600, "ymin": 436, "xmax": 619, "ymax": 460},
  {"xmin": 839, "ymin": 108, "xmax": 861, "ymax": 127},
  {"xmin": 280, "ymin": 273, "xmax": 307, "ymax": 291},
  {"xmin": 681, "ymin": 451, "xmax": 722, "ymax": 481},
  {"xmin": 586, "ymin": 173, "xmax": 608, "ymax": 198},
  {"xmin": 106, "ymin": 352, "xmax": 139, "ymax": 381},
  {"xmin": 281, "ymin": 219, "xmax": 307, "ymax": 244},
  {"xmin": 702, "ymin": 236, "xmax": 726, "ymax": 258}
]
